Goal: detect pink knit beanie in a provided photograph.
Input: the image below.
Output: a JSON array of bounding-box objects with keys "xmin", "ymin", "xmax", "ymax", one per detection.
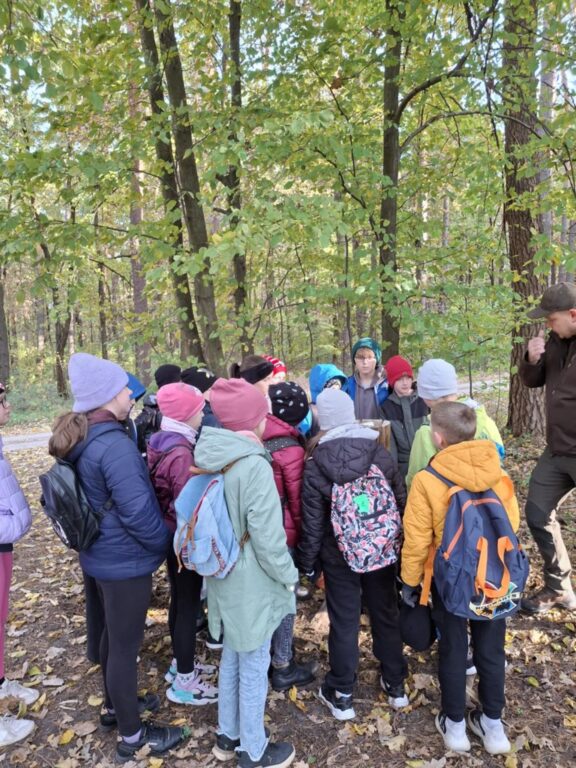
[
  {"xmin": 157, "ymin": 382, "xmax": 204, "ymax": 423},
  {"xmin": 210, "ymin": 378, "xmax": 269, "ymax": 432}
]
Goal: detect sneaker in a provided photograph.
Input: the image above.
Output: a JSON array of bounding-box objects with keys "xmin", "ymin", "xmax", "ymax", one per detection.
[
  {"xmin": 166, "ymin": 671, "xmax": 218, "ymax": 705},
  {"xmin": 318, "ymin": 684, "xmax": 355, "ymax": 721},
  {"xmin": 206, "ymin": 633, "xmax": 224, "ymax": 650},
  {"xmin": 466, "ymin": 653, "xmax": 477, "ymax": 676},
  {"xmin": 295, "ymin": 584, "xmax": 310, "ymax": 600},
  {"xmin": 380, "ymin": 678, "xmax": 409, "ymax": 709},
  {"xmin": 237, "ymin": 741, "xmax": 295, "ymax": 768},
  {"xmin": 212, "ymin": 728, "xmax": 270, "ymax": 762},
  {"xmin": 271, "ymin": 659, "xmax": 317, "ymax": 692},
  {"xmin": 468, "ymin": 709, "xmax": 511, "ymax": 755},
  {"xmin": 521, "ymin": 586, "xmax": 576, "ymax": 614},
  {"xmin": 435, "ymin": 713, "xmax": 471, "ymax": 753},
  {"xmin": 165, "ymin": 658, "xmax": 217, "ymax": 684},
  {"xmin": 100, "ymin": 692, "xmax": 160, "ymax": 731},
  {"xmin": 116, "ymin": 723, "xmax": 186, "ymax": 763},
  {"xmin": 0, "ymin": 679, "xmax": 39, "ymax": 706},
  {"xmin": 0, "ymin": 716, "xmax": 35, "ymax": 747}
]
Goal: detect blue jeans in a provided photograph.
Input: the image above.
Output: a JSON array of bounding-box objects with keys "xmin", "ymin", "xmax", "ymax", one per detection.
[
  {"xmin": 271, "ymin": 613, "xmax": 294, "ymax": 667},
  {"xmin": 218, "ymin": 638, "xmax": 271, "ymax": 761}
]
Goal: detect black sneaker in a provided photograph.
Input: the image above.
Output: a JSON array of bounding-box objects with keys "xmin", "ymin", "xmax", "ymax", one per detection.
[
  {"xmin": 206, "ymin": 632, "xmax": 224, "ymax": 651},
  {"xmin": 380, "ymin": 678, "xmax": 409, "ymax": 709},
  {"xmin": 115, "ymin": 723, "xmax": 186, "ymax": 763},
  {"xmin": 237, "ymin": 741, "xmax": 295, "ymax": 768},
  {"xmin": 212, "ymin": 728, "xmax": 270, "ymax": 762},
  {"xmin": 100, "ymin": 693, "xmax": 160, "ymax": 731},
  {"xmin": 271, "ymin": 659, "xmax": 317, "ymax": 692},
  {"xmin": 318, "ymin": 684, "xmax": 355, "ymax": 721}
]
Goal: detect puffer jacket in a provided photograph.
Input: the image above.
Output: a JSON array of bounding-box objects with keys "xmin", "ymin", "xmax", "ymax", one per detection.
[
  {"xmin": 147, "ymin": 431, "xmax": 194, "ymax": 533},
  {"xmin": 381, "ymin": 391, "xmax": 429, "ymax": 477},
  {"xmin": 0, "ymin": 435, "xmax": 32, "ymax": 552},
  {"xmin": 194, "ymin": 427, "xmax": 298, "ymax": 652},
  {"xmin": 519, "ymin": 331, "xmax": 576, "ymax": 456},
  {"xmin": 344, "ymin": 372, "xmax": 389, "ymax": 418},
  {"xmin": 262, "ymin": 414, "xmax": 305, "ymax": 548},
  {"xmin": 297, "ymin": 426, "xmax": 407, "ymax": 572},
  {"xmin": 401, "ymin": 440, "xmax": 519, "ymax": 588},
  {"xmin": 69, "ymin": 421, "xmax": 171, "ymax": 581}
]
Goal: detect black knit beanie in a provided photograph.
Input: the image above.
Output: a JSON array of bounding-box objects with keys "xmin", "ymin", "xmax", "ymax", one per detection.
[
  {"xmin": 269, "ymin": 382, "xmax": 309, "ymax": 426},
  {"xmin": 154, "ymin": 364, "xmax": 181, "ymax": 389}
]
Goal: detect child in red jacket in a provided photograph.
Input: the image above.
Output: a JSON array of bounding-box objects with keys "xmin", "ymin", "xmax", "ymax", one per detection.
[{"xmin": 263, "ymin": 382, "xmax": 317, "ymax": 691}]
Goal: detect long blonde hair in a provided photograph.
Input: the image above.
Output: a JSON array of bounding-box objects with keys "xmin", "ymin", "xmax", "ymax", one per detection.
[{"xmin": 48, "ymin": 412, "xmax": 88, "ymax": 459}]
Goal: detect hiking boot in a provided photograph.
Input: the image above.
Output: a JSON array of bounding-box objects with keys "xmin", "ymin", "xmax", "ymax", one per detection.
[
  {"xmin": 0, "ymin": 716, "xmax": 35, "ymax": 747},
  {"xmin": 206, "ymin": 632, "xmax": 224, "ymax": 650},
  {"xmin": 318, "ymin": 684, "xmax": 355, "ymax": 721},
  {"xmin": 521, "ymin": 586, "xmax": 576, "ymax": 614},
  {"xmin": 468, "ymin": 709, "xmax": 511, "ymax": 755},
  {"xmin": 435, "ymin": 713, "xmax": 471, "ymax": 753},
  {"xmin": 271, "ymin": 659, "xmax": 317, "ymax": 692},
  {"xmin": 380, "ymin": 678, "xmax": 409, "ymax": 709},
  {"xmin": 164, "ymin": 658, "xmax": 217, "ymax": 684},
  {"xmin": 0, "ymin": 679, "xmax": 40, "ymax": 706},
  {"xmin": 166, "ymin": 671, "xmax": 218, "ymax": 705},
  {"xmin": 116, "ymin": 723, "xmax": 186, "ymax": 763},
  {"xmin": 212, "ymin": 728, "xmax": 270, "ymax": 762},
  {"xmin": 100, "ymin": 692, "xmax": 160, "ymax": 731},
  {"xmin": 237, "ymin": 741, "xmax": 295, "ymax": 768}
]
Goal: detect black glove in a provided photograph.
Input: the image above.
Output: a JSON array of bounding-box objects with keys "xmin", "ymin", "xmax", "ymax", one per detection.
[{"xmin": 401, "ymin": 583, "xmax": 421, "ymax": 608}]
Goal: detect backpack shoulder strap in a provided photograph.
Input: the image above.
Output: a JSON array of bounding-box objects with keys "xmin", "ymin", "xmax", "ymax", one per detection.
[
  {"xmin": 424, "ymin": 465, "xmax": 452, "ymax": 486},
  {"xmin": 264, "ymin": 436, "xmax": 301, "ymax": 454}
]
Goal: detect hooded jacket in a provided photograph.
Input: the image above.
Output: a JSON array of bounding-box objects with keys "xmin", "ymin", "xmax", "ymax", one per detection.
[
  {"xmin": 297, "ymin": 428, "xmax": 407, "ymax": 572},
  {"xmin": 344, "ymin": 372, "xmax": 389, "ymax": 419},
  {"xmin": 309, "ymin": 364, "xmax": 347, "ymax": 404},
  {"xmin": 519, "ymin": 331, "xmax": 576, "ymax": 456},
  {"xmin": 401, "ymin": 440, "xmax": 519, "ymax": 588},
  {"xmin": 381, "ymin": 390, "xmax": 429, "ymax": 477},
  {"xmin": 0, "ymin": 435, "xmax": 32, "ymax": 552},
  {"xmin": 405, "ymin": 398, "xmax": 505, "ymax": 487},
  {"xmin": 262, "ymin": 414, "xmax": 305, "ymax": 548},
  {"xmin": 147, "ymin": 431, "xmax": 194, "ymax": 532},
  {"xmin": 194, "ymin": 427, "xmax": 298, "ymax": 652},
  {"xmin": 69, "ymin": 421, "xmax": 171, "ymax": 580}
]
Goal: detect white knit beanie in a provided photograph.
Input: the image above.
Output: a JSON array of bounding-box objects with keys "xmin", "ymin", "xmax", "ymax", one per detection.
[
  {"xmin": 417, "ymin": 359, "xmax": 458, "ymax": 400},
  {"xmin": 68, "ymin": 353, "xmax": 129, "ymax": 413},
  {"xmin": 316, "ymin": 389, "xmax": 356, "ymax": 431}
]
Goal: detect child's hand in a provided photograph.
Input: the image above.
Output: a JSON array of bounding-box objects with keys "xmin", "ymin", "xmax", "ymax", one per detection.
[{"xmin": 400, "ymin": 582, "xmax": 421, "ymax": 608}]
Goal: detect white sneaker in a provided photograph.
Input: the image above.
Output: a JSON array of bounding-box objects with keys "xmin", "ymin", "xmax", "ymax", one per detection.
[
  {"xmin": 166, "ymin": 671, "xmax": 218, "ymax": 706},
  {"xmin": 468, "ymin": 710, "xmax": 511, "ymax": 755},
  {"xmin": 0, "ymin": 679, "xmax": 40, "ymax": 705},
  {"xmin": 0, "ymin": 716, "xmax": 35, "ymax": 747},
  {"xmin": 435, "ymin": 713, "xmax": 471, "ymax": 752},
  {"xmin": 165, "ymin": 658, "xmax": 217, "ymax": 684},
  {"xmin": 380, "ymin": 677, "xmax": 409, "ymax": 709}
]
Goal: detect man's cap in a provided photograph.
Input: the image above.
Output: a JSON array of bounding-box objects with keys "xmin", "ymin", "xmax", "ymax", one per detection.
[{"xmin": 528, "ymin": 282, "xmax": 576, "ymax": 319}]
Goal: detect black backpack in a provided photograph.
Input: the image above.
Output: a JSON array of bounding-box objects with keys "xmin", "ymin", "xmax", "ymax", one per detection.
[
  {"xmin": 39, "ymin": 459, "xmax": 113, "ymax": 552},
  {"xmin": 135, "ymin": 395, "xmax": 162, "ymax": 454}
]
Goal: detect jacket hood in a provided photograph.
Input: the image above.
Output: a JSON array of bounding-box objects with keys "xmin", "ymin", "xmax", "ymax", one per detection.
[
  {"xmin": 309, "ymin": 364, "xmax": 347, "ymax": 404},
  {"xmin": 147, "ymin": 430, "xmax": 190, "ymax": 458},
  {"xmin": 262, "ymin": 414, "xmax": 300, "ymax": 441},
  {"xmin": 67, "ymin": 421, "xmax": 123, "ymax": 463},
  {"xmin": 194, "ymin": 426, "xmax": 269, "ymax": 471},
  {"xmin": 430, "ymin": 439, "xmax": 503, "ymax": 492},
  {"xmin": 313, "ymin": 436, "xmax": 380, "ymax": 484}
]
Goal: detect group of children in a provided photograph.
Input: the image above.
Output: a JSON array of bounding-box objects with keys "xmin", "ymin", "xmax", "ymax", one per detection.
[{"xmin": 0, "ymin": 340, "xmax": 521, "ymax": 766}]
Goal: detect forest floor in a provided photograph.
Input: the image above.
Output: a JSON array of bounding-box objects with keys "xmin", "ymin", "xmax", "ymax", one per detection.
[{"xmin": 1, "ymin": 435, "xmax": 575, "ymax": 768}]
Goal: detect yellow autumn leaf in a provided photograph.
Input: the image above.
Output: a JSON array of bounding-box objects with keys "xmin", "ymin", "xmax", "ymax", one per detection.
[
  {"xmin": 563, "ymin": 714, "xmax": 576, "ymax": 728},
  {"xmin": 505, "ymin": 754, "xmax": 518, "ymax": 768},
  {"xmin": 59, "ymin": 729, "xmax": 75, "ymax": 745},
  {"xmin": 526, "ymin": 676, "xmax": 539, "ymax": 687},
  {"xmin": 87, "ymin": 695, "xmax": 103, "ymax": 706},
  {"xmin": 288, "ymin": 686, "xmax": 297, "ymax": 703},
  {"xmin": 148, "ymin": 758, "xmax": 164, "ymax": 768},
  {"xmin": 406, "ymin": 761, "xmax": 424, "ymax": 768},
  {"xmin": 28, "ymin": 666, "xmax": 42, "ymax": 677}
]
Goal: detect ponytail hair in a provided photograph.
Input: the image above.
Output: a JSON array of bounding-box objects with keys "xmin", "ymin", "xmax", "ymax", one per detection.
[
  {"xmin": 48, "ymin": 412, "xmax": 88, "ymax": 459},
  {"xmin": 229, "ymin": 362, "xmax": 242, "ymax": 379}
]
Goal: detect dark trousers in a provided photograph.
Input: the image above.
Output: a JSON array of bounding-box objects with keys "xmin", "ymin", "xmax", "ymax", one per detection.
[
  {"xmin": 525, "ymin": 447, "xmax": 575, "ymax": 593},
  {"xmin": 83, "ymin": 572, "xmax": 105, "ymax": 664},
  {"xmin": 433, "ymin": 593, "xmax": 506, "ymax": 722},
  {"xmin": 322, "ymin": 552, "xmax": 406, "ymax": 694},
  {"xmin": 166, "ymin": 548, "xmax": 203, "ymax": 674},
  {"xmin": 97, "ymin": 574, "xmax": 152, "ymax": 736}
]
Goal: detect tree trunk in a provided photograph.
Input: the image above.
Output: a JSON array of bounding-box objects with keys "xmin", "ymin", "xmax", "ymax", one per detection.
[
  {"xmin": 134, "ymin": 0, "xmax": 205, "ymax": 363},
  {"xmin": 97, "ymin": 262, "xmax": 108, "ymax": 360},
  {"xmin": 154, "ymin": 0, "xmax": 224, "ymax": 373},
  {"xmin": 503, "ymin": 0, "xmax": 545, "ymax": 436},
  {"xmin": 0, "ymin": 269, "xmax": 10, "ymax": 384}
]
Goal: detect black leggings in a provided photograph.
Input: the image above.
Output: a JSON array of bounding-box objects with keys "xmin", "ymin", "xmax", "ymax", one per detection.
[
  {"xmin": 166, "ymin": 548, "xmax": 203, "ymax": 674},
  {"xmin": 97, "ymin": 574, "xmax": 152, "ymax": 736}
]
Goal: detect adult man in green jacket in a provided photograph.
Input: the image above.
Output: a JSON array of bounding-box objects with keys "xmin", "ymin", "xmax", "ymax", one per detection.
[{"xmin": 520, "ymin": 282, "xmax": 576, "ymax": 613}]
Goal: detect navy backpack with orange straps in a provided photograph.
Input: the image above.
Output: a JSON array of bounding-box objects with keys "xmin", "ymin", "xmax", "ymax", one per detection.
[{"xmin": 420, "ymin": 466, "xmax": 529, "ymax": 620}]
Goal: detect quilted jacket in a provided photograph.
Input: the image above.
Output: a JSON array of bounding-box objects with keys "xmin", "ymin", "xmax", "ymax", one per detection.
[
  {"xmin": 147, "ymin": 431, "xmax": 194, "ymax": 533},
  {"xmin": 0, "ymin": 435, "xmax": 32, "ymax": 552},
  {"xmin": 262, "ymin": 414, "xmax": 305, "ymax": 548},
  {"xmin": 69, "ymin": 421, "xmax": 171, "ymax": 581},
  {"xmin": 296, "ymin": 429, "xmax": 407, "ymax": 572}
]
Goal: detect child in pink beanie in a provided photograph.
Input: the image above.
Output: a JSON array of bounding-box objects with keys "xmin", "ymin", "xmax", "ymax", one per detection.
[{"xmin": 194, "ymin": 379, "xmax": 299, "ymax": 768}]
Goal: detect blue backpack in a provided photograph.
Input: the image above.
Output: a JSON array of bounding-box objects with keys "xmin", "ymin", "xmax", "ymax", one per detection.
[
  {"xmin": 422, "ymin": 466, "xmax": 529, "ymax": 620},
  {"xmin": 174, "ymin": 466, "xmax": 248, "ymax": 579}
]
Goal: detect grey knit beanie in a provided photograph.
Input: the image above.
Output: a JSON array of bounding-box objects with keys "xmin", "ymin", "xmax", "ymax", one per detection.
[
  {"xmin": 316, "ymin": 389, "xmax": 356, "ymax": 431},
  {"xmin": 416, "ymin": 359, "xmax": 458, "ymax": 400},
  {"xmin": 68, "ymin": 353, "xmax": 129, "ymax": 413}
]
